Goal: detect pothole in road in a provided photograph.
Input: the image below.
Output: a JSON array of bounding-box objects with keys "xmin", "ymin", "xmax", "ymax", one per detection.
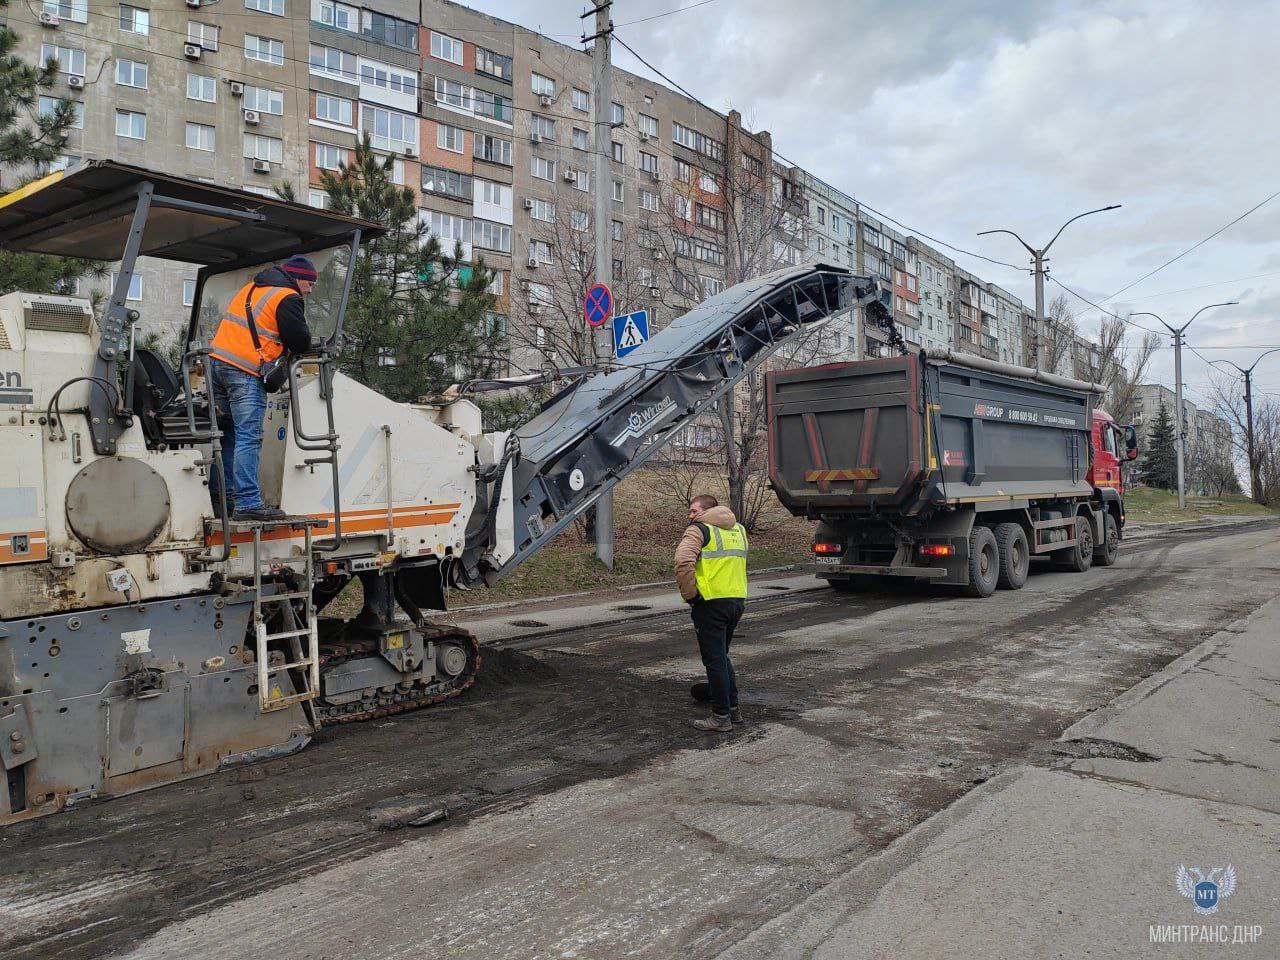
[
  {"xmin": 1051, "ymin": 737, "xmax": 1160, "ymax": 762},
  {"xmin": 509, "ymin": 619, "xmax": 549, "ymax": 627},
  {"xmin": 614, "ymin": 604, "xmax": 652, "ymax": 611},
  {"xmin": 761, "ymin": 585, "xmax": 790, "ymax": 591}
]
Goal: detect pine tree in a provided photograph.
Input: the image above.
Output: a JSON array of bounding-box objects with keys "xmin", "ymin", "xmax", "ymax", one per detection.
[
  {"xmin": 1143, "ymin": 401, "xmax": 1178, "ymax": 490},
  {"xmin": 318, "ymin": 136, "xmax": 505, "ymax": 402},
  {"xmin": 0, "ymin": 0, "xmax": 103, "ymax": 293}
]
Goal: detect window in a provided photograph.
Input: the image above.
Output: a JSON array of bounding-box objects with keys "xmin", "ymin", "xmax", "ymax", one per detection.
[
  {"xmin": 427, "ymin": 30, "xmax": 464, "ymax": 65},
  {"xmin": 421, "ymin": 165, "xmax": 471, "ymax": 199},
  {"xmin": 314, "ymin": 92, "xmax": 351, "ymax": 126},
  {"xmin": 474, "ymin": 220, "xmax": 511, "ymax": 253},
  {"xmin": 473, "ymin": 90, "xmax": 513, "ymax": 123},
  {"xmin": 427, "ymin": 211, "xmax": 471, "ymax": 247},
  {"xmin": 476, "ymin": 179, "xmax": 510, "ymax": 208},
  {"xmin": 638, "ymin": 113, "xmax": 658, "ymax": 138},
  {"xmin": 314, "ymin": 142, "xmax": 348, "ymax": 170},
  {"xmin": 363, "ymin": 10, "xmax": 417, "ymax": 50},
  {"xmin": 740, "ymin": 152, "xmax": 763, "ymax": 178},
  {"xmin": 43, "ymin": 0, "xmax": 86, "ymax": 21},
  {"xmin": 246, "ymin": 0, "xmax": 284, "ymax": 14},
  {"xmin": 816, "ymin": 236, "xmax": 827, "ymax": 254},
  {"xmin": 244, "ymin": 133, "xmax": 283, "ymax": 163},
  {"xmin": 572, "ymin": 127, "xmax": 588, "ymax": 150},
  {"xmin": 611, "ymin": 220, "xmax": 623, "ymax": 242},
  {"xmin": 488, "ymin": 271, "xmax": 506, "ymax": 297},
  {"xmin": 693, "ymin": 239, "xmax": 724, "ymax": 265},
  {"xmin": 610, "ymin": 102, "xmax": 624, "ymax": 125},
  {"xmin": 530, "ymin": 198, "xmax": 554, "ymax": 222},
  {"xmin": 676, "ymin": 195, "xmax": 692, "ymax": 221},
  {"xmin": 612, "ymin": 180, "xmax": 624, "ymax": 202},
  {"xmin": 832, "ymin": 213, "xmax": 842, "ymax": 233},
  {"xmin": 697, "ymin": 134, "xmax": 723, "ymax": 161},
  {"xmin": 119, "ymin": 4, "xmax": 148, "ymax": 35},
  {"xmin": 637, "ymin": 228, "xmax": 658, "ymax": 248},
  {"xmin": 186, "ymin": 73, "xmax": 216, "ymax": 102},
  {"xmin": 675, "ymin": 159, "xmax": 691, "ymax": 183},
  {"xmin": 116, "ymin": 58, "xmax": 148, "ymax": 89},
  {"xmin": 570, "ymin": 210, "xmax": 588, "ymax": 232},
  {"xmin": 40, "ymin": 43, "xmax": 86, "ymax": 76},
  {"xmin": 437, "ymin": 122, "xmax": 464, "ymax": 153},
  {"xmin": 638, "ymin": 189, "xmax": 658, "ymax": 212},
  {"xmin": 473, "ymin": 133, "xmax": 512, "ymax": 165},
  {"xmin": 529, "ymin": 239, "xmax": 552, "ymax": 264},
  {"xmin": 530, "ymin": 155, "xmax": 555, "ymax": 182},
  {"xmin": 111, "ymin": 272, "xmax": 143, "ymax": 300},
  {"xmin": 316, "ymin": 0, "xmax": 356, "ymax": 31},
  {"xmin": 434, "ymin": 77, "xmax": 473, "ymax": 112},
  {"xmin": 816, "ymin": 205, "xmax": 826, "ymax": 225},
  {"xmin": 476, "ymin": 46, "xmax": 513, "ymax": 82},
  {"xmin": 698, "ymin": 173, "xmax": 718, "ymax": 194},
  {"xmin": 571, "ymin": 87, "xmax": 589, "ymax": 112},
  {"xmin": 39, "ymin": 95, "xmax": 84, "ymax": 127},
  {"xmin": 704, "ymin": 277, "xmax": 726, "ymax": 296},
  {"xmin": 531, "ymin": 72, "xmax": 555, "ymax": 97},
  {"xmin": 571, "ymin": 168, "xmax": 589, "ymax": 192},
  {"xmin": 361, "ymin": 61, "xmax": 418, "ymax": 97},
  {"xmin": 182, "ymin": 279, "xmax": 196, "ymax": 307},
  {"xmin": 638, "ymin": 151, "xmax": 658, "ymax": 175},
  {"xmin": 673, "ymin": 121, "xmax": 696, "ymax": 149},
  {"xmin": 361, "ymin": 104, "xmax": 417, "ymax": 153},
  {"xmin": 245, "ymin": 35, "xmax": 284, "ymax": 65},
  {"xmin": 185, "ymin": 122, "xmax": 215, "ymax": 151},
  {"xmin": 696, "ymin": 204, "xmax": 724, "ymax": 230},
  {"xmin": 244, "ymin": 84, "xmax": 284, "ymax": 115},
  {"xmin": 611, "ymin": 141, "xmax": 623, "ymax": 163},
  {"xmin": 115, "ymin": 109, "xmax": 146, "ymax": 139},
  {"xmin": 531, "ymin": 114, "xmax": 555, "ymax": 141},
  {"xmin": 308, "ymin": 189, "xmax": 329, "ymax": 209},
  {"xmin": 187, "ymin": 22, "xmax": 219, "ymax": 51}
]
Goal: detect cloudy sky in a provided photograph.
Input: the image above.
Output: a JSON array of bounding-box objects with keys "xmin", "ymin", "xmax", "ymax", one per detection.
[{"xmin": 472, "ymin": 0, "xmax": 1279, "ymax": 408}]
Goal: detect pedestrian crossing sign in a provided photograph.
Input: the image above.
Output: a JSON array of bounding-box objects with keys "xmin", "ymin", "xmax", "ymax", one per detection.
[{"xmin": 612, "ymin": 310, "xmax": 649, "ymax": 358}]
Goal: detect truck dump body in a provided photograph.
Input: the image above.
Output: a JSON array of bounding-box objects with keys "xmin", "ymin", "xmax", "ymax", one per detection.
[{"xmin": 768, "ymin": 353, "xmax": 1097, "ymax": 518}]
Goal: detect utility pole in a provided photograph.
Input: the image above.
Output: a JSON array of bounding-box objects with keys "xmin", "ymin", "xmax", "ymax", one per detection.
[
  {"xmin": 1211, "ymin": 347, "xmax": 1280, "ymax": 502},
  {"xmin": 584, "ymin": 0, "xmax": 615, "ymax": 568},
  {"xmin": 977, "ymin": 205, "xmax": 1120, "ymax": 373},
  {"xmin": 1132, "ymin": 302, "xmax": 1237, "ymax": 510}
]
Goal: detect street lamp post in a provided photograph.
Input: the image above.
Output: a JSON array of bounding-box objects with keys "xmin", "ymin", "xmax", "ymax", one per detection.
[
  {"xmin": 1131, "ymin": 302, "xmax": 1238, "ymax": 509},
  {"xmin": 1210, "ymin": 347, "xmax": 1280, "ymax": 501},
  {"xmin": 978, "ymin": 205, "xmax": 1121, "ymax": 373}
]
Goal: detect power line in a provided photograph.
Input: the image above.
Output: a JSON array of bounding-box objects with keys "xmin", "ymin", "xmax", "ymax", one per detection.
[
  {"xmin": 615, "ymin": 0, "xmax": 720, "ymax": 27},
  {"xmin": 1046, "ymin": 275, "xmax": 1164, "ymax": 335},
  {"xmin": 1135, "ymin": 270, "xmax": 1280, "ymax": 300},
  {"xmin": 1104, "ymin": 187, "xmax": 1280, "ymax": 302}
]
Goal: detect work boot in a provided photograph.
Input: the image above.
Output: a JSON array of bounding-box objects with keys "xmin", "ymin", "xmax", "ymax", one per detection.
[
  {"xmin": 729, "ymin": 706, "xmax": 743, "ymax": 724},
  {"xmin": 692, "ymin": 712, "xmax": 733, "ymax": 733},
  {"xmin": 211, "ymin": 498, "xmax": 234, "ymax": 520},
  {"xmin": 233, "ymin": 505, "xmax": 287, "ymax": 522}
]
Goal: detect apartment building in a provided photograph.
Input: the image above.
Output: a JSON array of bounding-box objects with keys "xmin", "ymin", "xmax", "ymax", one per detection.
[
  {"xmin": 912, "ymin": 239, "xmax": 955, "ymax": 355},
  {"xmin": 797, "ymin": 171, "xmax": 856, "ymax": 358},
  {"xmin": 1129, "ymin": 383, "xmax": 1230, "ymax": 455}
]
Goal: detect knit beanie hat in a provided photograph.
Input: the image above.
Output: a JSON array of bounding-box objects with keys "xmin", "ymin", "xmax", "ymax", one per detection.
[{"xmin": 282, "ymin": 255, "xmax": 318, "ymax": 283}]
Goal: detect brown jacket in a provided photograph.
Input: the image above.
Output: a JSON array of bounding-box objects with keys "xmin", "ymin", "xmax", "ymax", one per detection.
[{"xmin": 675, "ymin": 505, "xmax": 739, "ymax": 601}]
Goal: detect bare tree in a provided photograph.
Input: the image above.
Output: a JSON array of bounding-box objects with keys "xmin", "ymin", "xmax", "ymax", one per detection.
[
  {"xmin": 1186, "ymin": 429, "xmax": 1240, "ymax": 498},
  {"xmin": 1074, "ymin": 313, "xmax": 1160, "ymax": 419},
  {"xmin": 1208, "ymin": 370, "xmax": 1278, "ymax": 504},
  {"xmin": 1040, "ymin": 293, "xmax": 1078, "ymax": 376}
]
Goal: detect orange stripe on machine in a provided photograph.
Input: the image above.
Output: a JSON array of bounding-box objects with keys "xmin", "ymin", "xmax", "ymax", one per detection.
[
  {"xmin": 204, "ymin": 505, "xmax": 462, "ymax": 548},
  {"xmin": 0, "ymin": 531, "xmax": 49, "ymax": 564}
]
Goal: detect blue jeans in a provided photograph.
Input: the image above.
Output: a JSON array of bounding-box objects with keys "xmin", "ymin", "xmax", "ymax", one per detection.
[
  {"xmin": 691, "ymin": 598, "xmax": 744, "ymax": 716},
  {"xmin": 210, "ymin": 360, "xmax": 267, "ymax": 510}
]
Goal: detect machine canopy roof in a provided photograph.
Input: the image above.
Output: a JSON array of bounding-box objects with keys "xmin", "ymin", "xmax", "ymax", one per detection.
[{"xmin": 0, "ymin": 160, "xmax": 384, "ymax": 267}]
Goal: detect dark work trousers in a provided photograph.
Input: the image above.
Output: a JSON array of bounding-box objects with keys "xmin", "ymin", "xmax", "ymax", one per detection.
[{"xmin": 691, "ymin": 598, "xmax": 745, "ymax": 716}]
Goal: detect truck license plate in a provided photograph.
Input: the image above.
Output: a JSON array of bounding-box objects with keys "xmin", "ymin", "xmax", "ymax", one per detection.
[{"xmin": 815, "ymin": 556, "xmax": 841, "ymax": 565}]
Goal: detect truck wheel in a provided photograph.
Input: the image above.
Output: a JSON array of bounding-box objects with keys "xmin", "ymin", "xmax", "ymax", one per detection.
[
  {"xmin": 963, "ymin": 526, "xmax": 999, "ymax": 598},
  {"xmin": 1093, "ymin": 512, "xmax": 1119, "ymax": 566},
  {"xmin": 1056, "ymin": 514, "xmax": 1095, "ymax": 573},
  {"xmin": 994, "ymin": 522, "xmax": 1029, "ymax": 590}
]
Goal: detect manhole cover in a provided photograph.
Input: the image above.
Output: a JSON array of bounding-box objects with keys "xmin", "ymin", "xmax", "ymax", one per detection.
[
  {"xmin": 614, "ymin": 604, "xmax": 651, "ymax": 611},
  {"xmin": 509, "ymin": 619, "xmax": 548, "ymax": 628}
]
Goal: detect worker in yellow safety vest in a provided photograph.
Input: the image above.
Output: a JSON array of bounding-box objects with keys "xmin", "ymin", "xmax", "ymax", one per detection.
[
  {"xmin": 208, "ymin": 255, "xmax": 317, "ymax": 521},
  {"xmin": 675, "ymin": 493, "xmax": 749, "ymax": 732}
]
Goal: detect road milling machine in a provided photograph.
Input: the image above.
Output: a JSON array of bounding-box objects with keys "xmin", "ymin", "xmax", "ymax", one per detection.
[{"xmin": 0, "ymin": 161, "xmax": 888, "ymax": 823}]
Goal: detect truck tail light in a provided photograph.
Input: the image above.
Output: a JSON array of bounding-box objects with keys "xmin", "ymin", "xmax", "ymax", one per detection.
[
  {"xmin": 920, "ymin": 544, "xmax": 954, "ymax": 557},
  {"xmin": 812, "ymin": 542, "xmax": 842, "ymax": 555}
]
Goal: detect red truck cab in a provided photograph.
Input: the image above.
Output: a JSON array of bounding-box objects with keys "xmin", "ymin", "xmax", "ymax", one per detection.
[{"xmin": 1088, "ymin": 408, "xmax": 1139, "ymax": 539}]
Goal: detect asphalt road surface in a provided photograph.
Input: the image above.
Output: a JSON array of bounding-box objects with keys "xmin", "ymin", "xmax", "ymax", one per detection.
[{"xmin": 2, "ymin": 520, "xmax": 1277, "ymax": 960}]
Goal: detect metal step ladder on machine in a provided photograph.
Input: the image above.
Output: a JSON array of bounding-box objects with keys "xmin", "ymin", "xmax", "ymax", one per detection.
[{"xmin": 247, "ymin": 519, "xmax": 324, "ymax": 714}]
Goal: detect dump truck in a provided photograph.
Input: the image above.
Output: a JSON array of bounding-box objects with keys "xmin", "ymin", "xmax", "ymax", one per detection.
[
  {"xmin": 0, "ymin": 160, "xmax": 886, "ymax": 823},
  {"xmin": 766, "ymin": 350, "xmax": 1138, "ymax": 597}
]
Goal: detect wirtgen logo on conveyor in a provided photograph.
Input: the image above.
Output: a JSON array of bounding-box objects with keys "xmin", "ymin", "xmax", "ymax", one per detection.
[
  {"xmin": 0, "ymin": 371, "xmax": 33, "ymax": 406},
  {"xmin": 611, "ymin": 396, "xmax": 677, "ymax": 445}
]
